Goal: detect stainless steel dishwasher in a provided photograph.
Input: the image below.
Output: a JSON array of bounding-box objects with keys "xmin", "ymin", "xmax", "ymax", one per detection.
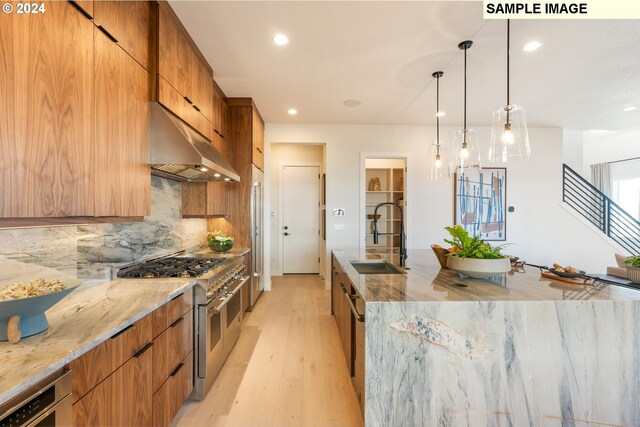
[{"xmin": 0, "ymin": 370, "xmax": 72, "ymax": 426}]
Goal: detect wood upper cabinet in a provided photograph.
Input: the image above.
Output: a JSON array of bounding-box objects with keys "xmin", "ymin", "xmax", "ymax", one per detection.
[
  {"xmin": 252, "ymin": 108, "xmax": 265, "ymax": 171},
  {"xmin": 212, "ymin": 82, "xmax": 228, "ymax": 138},
  {"xmin": 182, "ymin": 182, "xmax": 228, "ymax": 217},
  {"xmin": 93, "ymin": 1, "xmax": 150, "ymax": 70},
  {"xmin": 0, "ymin": 1, "xmax": 94, "ymax": 218},
  {"xmin": 70, "ymin": 0, "xmax": 93, "ymax": 18},
  {"xmin": 154, "ymin": 1, "xmax": 214, "ymax": 138},
  {"xmin": 94, "ymin": 26, "xmax": 150, "ymax": 217}
]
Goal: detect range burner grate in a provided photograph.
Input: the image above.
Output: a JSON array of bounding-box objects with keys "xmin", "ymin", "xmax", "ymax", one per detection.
[{"xmin": 117, "ymin": 256, "xmax": 226, "ymax": 279}]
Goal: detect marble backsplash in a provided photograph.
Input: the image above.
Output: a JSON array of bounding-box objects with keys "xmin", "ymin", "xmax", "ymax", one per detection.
[{"xmin": 0, "ymin": 176, "xmax": 208, "ymax": 281}]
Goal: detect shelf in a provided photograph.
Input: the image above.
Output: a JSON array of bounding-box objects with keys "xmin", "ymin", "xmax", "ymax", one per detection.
[{"xmin": 366, "ymin": 191, "xmax": 392, "ymax": 193}]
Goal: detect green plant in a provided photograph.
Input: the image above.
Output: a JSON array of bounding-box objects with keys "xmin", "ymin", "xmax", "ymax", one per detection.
[
  {"xmin": 207, "ymin": 230, "xmax": 233, "ymax": 242},
  {"xmin": 624, "ymin": 256, "xmax": 640, "ymax": 268},
  {"xmin": 444, "ymin": 225, "xmax": 506, "ymax": 259}
]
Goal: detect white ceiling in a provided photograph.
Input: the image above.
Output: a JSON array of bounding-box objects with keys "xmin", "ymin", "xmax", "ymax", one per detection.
[{"xmin": 169, "ymin": 1, "xmax": 640, "ymax": 130}]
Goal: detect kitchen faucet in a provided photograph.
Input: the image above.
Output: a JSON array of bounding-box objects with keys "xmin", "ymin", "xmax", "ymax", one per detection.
[{"xmin": 372, "ymin": 202, "xmax": 407, "ymax": 268}]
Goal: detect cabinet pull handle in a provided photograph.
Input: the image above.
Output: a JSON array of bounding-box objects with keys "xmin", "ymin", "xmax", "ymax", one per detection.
[
  {"xmin": 170, "ymin": 316, "xmax": 184, "ymax": 328},
  {"xmin": 68, "ymin": 1, "xmax": 92, "ymax": 20},
  {"xmin": 97, "ymin": 25, "xmax": 118, "ymax": 43},
  {"xmin": 110, "ymin": 324, "xmax": 134, "ymax": 339},
  {"xmin": 344, "ymin": 292, "xmax": 365, "ymax": 323},
  {"xmin": 133, "ymin": 342, "xmax": 153, "ymax": 358},
  {"xmin": 193, "ymin": 104, "xmax": 201, "ymax": 112},
  {"xmin": 184, "ymin": 96, "xmax": 193, "ymax": 105},
  {"xmin": 170, "ymin": 362, "xmax": 184, "ymax": 377}
]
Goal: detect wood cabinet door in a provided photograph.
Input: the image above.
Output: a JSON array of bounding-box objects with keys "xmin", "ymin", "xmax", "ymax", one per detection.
[
  {"xmin": 194, "ymin": 61, "xmax": 214, "ymax": 124},
  {"xmin": 206, "ymin": 182, "xmax": 228, "ymax": 216},
  {"xmin": 94, "ymin": 27, "xmax": 150, "ymax": 217},
  {"xmin": 73, "ymin": 373, "xmax": 113, "ymax": 427},
  {"xmin": 120, "ymin": 342, "xmax": 154, "ymax": 426},
  {"xmin": 251, "ymin": 108, "xmax": 264, "ymax": 170},
  {"xmin": 0, "ymin": 1, "xmax": 94, "ymax": 218},
  {"xmin": 93, "ymin": 1, "xmax": 150, "ymax": 70},
  {"xmin": 71, "ymin": 0, "xmax": 93, "ymax": 18}
]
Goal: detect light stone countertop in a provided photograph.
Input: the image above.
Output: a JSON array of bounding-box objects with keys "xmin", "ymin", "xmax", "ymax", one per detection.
[
  {"xmin": 333, "ymin": 249, "xmax": 640, "ymax": 302},
  {"xmin": 0, "ymin": 278, "xmax": 196, "ymax": 405}
]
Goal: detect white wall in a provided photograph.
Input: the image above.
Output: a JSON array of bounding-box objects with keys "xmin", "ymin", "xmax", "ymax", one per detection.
[
  {"xmin": 269, "ymin": 143, "xmax": 325, "ymax": 276},
  {"xmin": 263, "ymin": 124, "xmax": 624, "ymax": 284},
  {"xmin": 582, "ymin": 130, "xmax": 640, "ymax": 181},
  {"xmin": 562, "ymin": 130, "xmax": 584, "ymax": 174}
]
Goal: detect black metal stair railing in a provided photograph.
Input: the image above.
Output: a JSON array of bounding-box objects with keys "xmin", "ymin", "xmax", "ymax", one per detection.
[{"xmin": 563, "ymin": 164, "xmax": 640, "ymax": 254}]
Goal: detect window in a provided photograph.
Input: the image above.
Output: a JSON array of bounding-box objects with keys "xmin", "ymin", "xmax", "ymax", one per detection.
[{"xmin": 610, "ymin": 159, "xmax": 640, "ymax": 221}]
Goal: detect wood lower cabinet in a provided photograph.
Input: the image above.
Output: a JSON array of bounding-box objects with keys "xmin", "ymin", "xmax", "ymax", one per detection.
[
  {"xmin": 72, "ymin": 291, "xmax": 193, "ymax": 427},
  {"xmin": 152, "ymin": 309, "xmax": 193, "ymax": 391},
  {"xmin": 94, "ymin": 26, "xmax": 150, "ymax": 217},
  {"xmin": 153, "ymin": 352, "xmax": 193, "ymax": 427},
  {"xmin": 93, "ymin": 0, "xmax": 150, "ymax": 70},
  {"xmin": 0, "ymin": 1, "xmax": 94, "ymax": 219}
]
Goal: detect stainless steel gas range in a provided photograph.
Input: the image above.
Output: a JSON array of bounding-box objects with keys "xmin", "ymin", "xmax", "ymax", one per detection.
[{"xmin": 116, "ymin": 251, "xmax": 249, "ymax": 400}]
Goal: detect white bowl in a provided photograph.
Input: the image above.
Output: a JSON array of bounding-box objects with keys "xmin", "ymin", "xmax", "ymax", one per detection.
[{"xmin": 447, "ymin": 256, "xmax": 511, "ymax": 279}]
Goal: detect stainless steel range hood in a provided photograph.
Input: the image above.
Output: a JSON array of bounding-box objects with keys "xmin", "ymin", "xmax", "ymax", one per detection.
[{"xmin": 150, "ymin": 103, "xmax": 240, "ymax": 182}]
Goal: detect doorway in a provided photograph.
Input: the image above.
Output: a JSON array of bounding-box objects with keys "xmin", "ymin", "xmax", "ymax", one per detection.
[
  {"xmin": 282, "ymin": 165, "xmax": 320, "ymax": 274},
  {"xmin": 361, "ymin": 157, "xmax": 407, "ymax": 254}
]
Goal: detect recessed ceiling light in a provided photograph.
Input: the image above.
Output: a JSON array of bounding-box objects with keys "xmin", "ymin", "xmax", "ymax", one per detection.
[
  {"xmin": 213, "ymin": 173, "xmax": 221, "ymax": 178},
  {"xmin": 273, "ymin": 34, "xmax": 289, "ymax": 46},
  {"xmin": 199, "ymin": 166, "xmax": 208, "ymax": 172},
  {"xmin": 343, "ymin": 99, "xmax": 361, "ymax": 107},
  {"xmin": 523, "ymin": 41, "xmax": 542, "ymax": 52},
  {"xmin": 436, "ymin": 111, "xmax": 445, "ymax": 118},
  {"xmin": 623, "ymin": 106, "xmax": 638, "ymax": 112},
  {"xmin": 224, "ymin": 178, "xmax": 231, "ymax": 182},
  {"xmin": 287, "ymin": 108, "xmax": 298, "ymax": 115}
]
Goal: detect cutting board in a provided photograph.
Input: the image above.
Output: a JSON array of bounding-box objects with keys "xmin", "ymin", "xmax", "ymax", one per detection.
[{"xmin": 541, "ymin": 271, "xmax": 594, "ymax": 286}]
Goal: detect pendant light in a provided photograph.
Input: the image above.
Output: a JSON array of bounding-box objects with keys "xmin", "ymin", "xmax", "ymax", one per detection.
[
  {"xmin": 489, "ymin": 20, "xmax": 531, "ymax": 162},
  {"xmin": 452, "ymin": 40, "xmax": 481, "ymax": 172},
  {"xmin": 427, "ymin": 71, "xmax": 450, "ymax": 180}
]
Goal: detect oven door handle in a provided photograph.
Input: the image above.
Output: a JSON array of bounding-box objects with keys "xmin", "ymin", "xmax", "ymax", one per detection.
[
  {"xmin": 208, "ymin": 276, "xmax": 250, "ymax": 313},
  {"xmin": 25, "ymin": 393, "xmax": 71, "ymax": 427}
]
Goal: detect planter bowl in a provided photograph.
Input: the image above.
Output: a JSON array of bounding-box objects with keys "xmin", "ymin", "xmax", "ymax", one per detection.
[
  {"xmin": 447, "ymin": 256, "xmax": 511, "ymax": 279},
  {"xmin": 628, "ymin": 266, "xmax": 640, "ymax": 284},
  {"xmin": 208, "ymin": 239, "xmax": 234, "ymax": 253}
]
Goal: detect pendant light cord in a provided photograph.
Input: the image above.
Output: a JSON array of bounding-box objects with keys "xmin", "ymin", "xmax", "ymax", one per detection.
[
  {"xmin": 506, "ymin": 19, "xmax": 511, "ymax": 125},
  {"xmin": 463, "ymin": 45, "xmax": 467, "ymax": 144},
  {"xmin": 436, "ymin": 74, "xmax": 440, "ymax": 150}
]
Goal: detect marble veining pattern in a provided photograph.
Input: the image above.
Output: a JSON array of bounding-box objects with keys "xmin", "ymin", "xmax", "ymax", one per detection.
[
  {"xmin": 0, "ymin": 279, "xmax": 196, "ymax": 405},
  {"xmin": 366, "ymin": 300, "xmax": 640, "ymax": 427},
  {"xmin": 0, "ymin": 176, "xmax": 207, "ymax": 282}
]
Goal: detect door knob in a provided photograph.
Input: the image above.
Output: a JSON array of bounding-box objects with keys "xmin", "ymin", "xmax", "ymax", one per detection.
[{"xmin": 284, "ymin": 232, "xmax": 291, "ymax": 236}]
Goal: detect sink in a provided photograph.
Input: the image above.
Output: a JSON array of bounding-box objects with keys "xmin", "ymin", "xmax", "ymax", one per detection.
[{"xmin": 349, "ymin": 261, "xmax": 407, "ymax": 275}]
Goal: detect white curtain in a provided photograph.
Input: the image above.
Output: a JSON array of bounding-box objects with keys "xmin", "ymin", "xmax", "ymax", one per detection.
[{"xmin": 590, "ymin": 162, "xmax": 611, "ymax": 196}]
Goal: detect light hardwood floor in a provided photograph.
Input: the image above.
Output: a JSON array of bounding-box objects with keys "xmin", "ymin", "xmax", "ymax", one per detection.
[{"xmin": 173, "ymin": 275, "xmax": 364, "ymax": 427}]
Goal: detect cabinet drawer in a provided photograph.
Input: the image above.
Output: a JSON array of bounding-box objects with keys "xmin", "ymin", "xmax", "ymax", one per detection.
[
  {"xmin": 152, "ymin": 309, "xmax": 193, "ymax": 392},
  {"xmin": 70, "ymin": 312, "xmax": 152, "ymax": 402},
  {"xmin": 157, "ymin": 77, "xmax": 213, "ymax": 142},
  {"xmin": 152, "ymin": 290, "xmax": 193, "ymax": 337},
  {"xmin": 152, "ymin": 351, "xmax": 193, "ymax": 427}
]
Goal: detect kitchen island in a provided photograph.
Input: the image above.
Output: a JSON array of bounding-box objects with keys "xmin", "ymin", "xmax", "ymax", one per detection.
[{"xmin": 332, "ymin": 249, "xmax": 640, "ymax": 427}]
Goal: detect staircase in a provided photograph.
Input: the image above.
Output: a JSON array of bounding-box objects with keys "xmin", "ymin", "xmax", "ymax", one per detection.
[{"xmin": 563, "ymin": 164, "xmax": 640, "ymax": 254}]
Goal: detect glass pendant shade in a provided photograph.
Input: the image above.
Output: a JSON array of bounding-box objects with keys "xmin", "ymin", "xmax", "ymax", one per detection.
[
  {"xmin": 426, "ymin": 141, "xmax": 450, "ymax": 180},
  {"xmin": 489, "ymin": 104, "xmax": 530, "ymax": 162},
  {"xmin": 452, "ymin": 128, "xmax": 481, "ymax": 173}
]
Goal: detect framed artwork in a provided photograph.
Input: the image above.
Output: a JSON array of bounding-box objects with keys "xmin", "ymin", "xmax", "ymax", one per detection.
[{"xmin": 454, "ymin": 167, "xmax": 507, "ymax": 241}]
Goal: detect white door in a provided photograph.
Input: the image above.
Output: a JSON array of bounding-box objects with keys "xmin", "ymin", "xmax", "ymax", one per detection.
[{"xmin": 282, "ymin": 166, "xmax": 320, "ymax": 274}]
